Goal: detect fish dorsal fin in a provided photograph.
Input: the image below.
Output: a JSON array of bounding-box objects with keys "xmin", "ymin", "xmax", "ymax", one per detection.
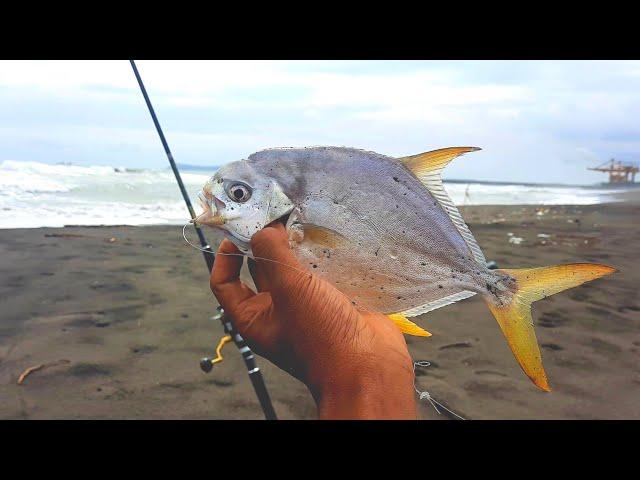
[
  {"xmin": 399, "ymin": 147, "xmax": 486, "ymax": 265},
  {"xmin": 388, "ymin": 313, "xmax": 432, "ymax": 337},
  {"xmin": 400, "ymin": 290, "xmax": 477, "ymax": 318},
  {"xmin": 400, "ymin": 147, "xmax": 480, "ymax": 178}
]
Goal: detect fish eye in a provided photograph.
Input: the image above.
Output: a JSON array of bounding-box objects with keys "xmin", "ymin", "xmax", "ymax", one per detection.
[{"xmin": 226, "ymin": 182, "xmax": 252, "ymax": 203}]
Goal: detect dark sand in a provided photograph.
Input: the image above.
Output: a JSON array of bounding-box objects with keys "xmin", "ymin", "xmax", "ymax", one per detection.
[{"xmin": 1, "ymin": 201, "xmax": 639, "ymax": 419}]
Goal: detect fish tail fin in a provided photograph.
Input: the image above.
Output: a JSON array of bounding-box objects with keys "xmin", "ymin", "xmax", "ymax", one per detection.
[
  {"xmin": 485, "ymin": 263, "xmax": 616, "ymax": 392},
  {"xmin": 388, "ymin": 313, "xmax": 432, "ymax": 337}
]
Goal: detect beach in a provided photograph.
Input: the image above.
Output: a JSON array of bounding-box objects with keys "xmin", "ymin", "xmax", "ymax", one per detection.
[{"xmin": 1, "ymin": 201, "xmax": 639, "ymax": 419}]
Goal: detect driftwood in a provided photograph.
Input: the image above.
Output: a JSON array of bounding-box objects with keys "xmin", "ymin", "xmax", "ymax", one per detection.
[
  {"xmin": 17, "ymin": 359, "xmax": 70, "ymax": 385},
  {"xmin": 44, "ymin": 233, "xmax": 86, "ymax": 238}
]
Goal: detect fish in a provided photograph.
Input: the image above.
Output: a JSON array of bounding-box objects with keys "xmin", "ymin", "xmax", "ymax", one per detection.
[{"xmin": 195, "ymin": 146, "xmax": 616, "ymax": 391}]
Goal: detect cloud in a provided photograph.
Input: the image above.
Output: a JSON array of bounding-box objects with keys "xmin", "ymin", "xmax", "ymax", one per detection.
[{"xmin": 1, "ymin": 60, "xmax": 639, "ymax": 183}]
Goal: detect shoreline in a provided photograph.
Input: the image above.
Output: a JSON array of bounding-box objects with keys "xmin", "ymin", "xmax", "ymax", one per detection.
[
  {"xmin": 1, "ymin": 202, "xmax": 639, "ymax": 419},
  {"xmin": 4, "ymin": 184, "xmax": 639, "ymax": 232},
  {"xmin": 2, "ymin": 195, "xmax": 638, "ymax": 231}
]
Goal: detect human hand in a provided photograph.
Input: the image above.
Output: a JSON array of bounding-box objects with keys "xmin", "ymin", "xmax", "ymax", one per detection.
[{"xmin": 210, "ymin": 222, "xmax": 417, "ymax": 419}]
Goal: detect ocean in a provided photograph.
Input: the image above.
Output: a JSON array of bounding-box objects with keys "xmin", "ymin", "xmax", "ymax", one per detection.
[{"xmin": 0, "ymin": 160, "xmax": 628, "ymax": 229}]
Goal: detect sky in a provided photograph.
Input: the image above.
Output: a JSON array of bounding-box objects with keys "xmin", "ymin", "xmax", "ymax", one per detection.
[{"xmin": 1, "ymin": 60, "xmax": 639, "ymax": 184}]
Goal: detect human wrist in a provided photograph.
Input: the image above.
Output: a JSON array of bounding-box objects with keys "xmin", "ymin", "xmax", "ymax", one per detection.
[{"xmin": 311, "ymin": 355, "xmax": 417, "ymax": 420}]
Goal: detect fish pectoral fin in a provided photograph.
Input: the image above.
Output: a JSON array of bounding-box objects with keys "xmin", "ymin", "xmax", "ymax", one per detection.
[
  {"xmin": 388, "ymin": 313, "xmax": 432, "ymax": 337},
  {"xmin": 300, "ymin": 224, "xmax": 349, "ymax": 249}
]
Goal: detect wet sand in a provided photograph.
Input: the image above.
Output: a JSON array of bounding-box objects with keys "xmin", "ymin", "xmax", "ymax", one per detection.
[{"xmin": 1, "ymin": 201, "xmax": 639, "ymax": 419}]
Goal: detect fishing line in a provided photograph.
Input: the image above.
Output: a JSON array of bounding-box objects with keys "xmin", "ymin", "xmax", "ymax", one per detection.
[
  {"xmin": 183, "ymin": 223, "xmax": 314, "ymax": 279},
  {"xmin": 182, "ymin": 223, "xmax": 465, "ymax": 420},
  {"xmin": 413, "ymin": 361, "xmax": 466, "ymax": 420},
  {"xmin": 185, "ymin": 222, "xmax": 466, "ymax": 421},
  {"xmin": 184, "ymin": 223, "xmax": 433, "ymax": 318},
  {"xmin": 182, "ymin": 223, "xmax": 384, "ymax": 311}
]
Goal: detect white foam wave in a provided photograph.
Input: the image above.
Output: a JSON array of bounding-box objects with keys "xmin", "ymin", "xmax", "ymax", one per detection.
[
  {"xmin": 444, "ymin": 182, "xmax": 619, "ymax": 206},
  {"xmin": 0, "ymin": 160, "xmax": 625, "ymax": 229},
  {"xmin": 0, "ymin": 160, "xmax": 214, "ymax": 228}
]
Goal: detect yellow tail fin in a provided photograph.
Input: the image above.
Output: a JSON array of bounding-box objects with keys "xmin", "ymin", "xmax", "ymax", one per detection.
[
  {"xmin": 388, "ymin": 313, "xmax": 432, "ymax": 337},
  {"xmin": 486, "ymin": 263, "xmax": 616, "ymax": 392}
]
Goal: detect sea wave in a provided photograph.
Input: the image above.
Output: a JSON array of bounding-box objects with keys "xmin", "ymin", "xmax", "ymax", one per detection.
[
  {"xmin": 444, "ymin": 182, "xmax": 618, "ymax": 206},
  {"xmin": 0, "ymin": 160, "xmax": 625, "ymax": 229}
]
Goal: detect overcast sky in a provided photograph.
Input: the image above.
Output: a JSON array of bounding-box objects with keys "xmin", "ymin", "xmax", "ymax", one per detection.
[{"xmin": 1, "ymin": 60, "xmax": 639, "ymax": 184}]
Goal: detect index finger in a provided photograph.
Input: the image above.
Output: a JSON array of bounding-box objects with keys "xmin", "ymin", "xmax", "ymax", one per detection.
[
  {"xmin": 250, "ymin": 223, "xmax": 314, "ymax": 303},
  {"xmin": 210, "ymin": 239, "xmax": 255, "ymax": 314}
]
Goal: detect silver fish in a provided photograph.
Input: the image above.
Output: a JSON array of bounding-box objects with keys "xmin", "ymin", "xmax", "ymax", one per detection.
[{"xmin": 196, "ymin": 146, "xmax": 615, "ymax": 391}]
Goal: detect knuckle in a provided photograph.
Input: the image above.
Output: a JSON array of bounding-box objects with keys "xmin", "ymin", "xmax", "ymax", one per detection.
[
  {"xmin": 218, "ymin": 238, "xmax": 238, "ymax": 254},
  {"xmin": 251, "ymin": 227, "xmax": 273, "ymax": 245},
  {"xmin": 252, "ymin": 225, "xmax": 286, "ymax": 253},
  {"xmin": 210, "ymin": 281, "xmax": 225, "ymax": 299},
  {"xmin": 274, "ymin": 269, "xmax": 315, "ymax": 300}
]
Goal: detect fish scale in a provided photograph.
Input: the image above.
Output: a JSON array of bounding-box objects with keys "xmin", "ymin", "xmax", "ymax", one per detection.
[
  {"xmin": 250, "ymin": 147, "xmax": 480, "ymax": 310},
  {"xmin": 285, "ymin": 188, "xmax": 477, "ymax": 314}
]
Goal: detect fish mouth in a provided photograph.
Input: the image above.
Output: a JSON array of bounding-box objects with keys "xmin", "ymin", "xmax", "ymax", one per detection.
[
  {"xmin": 192, "ymin": 189, "xmax": 226, "ymax": 227},
  {"xmin": 192, "ymin": 184, "xmax": 251, "ymax": 250}
]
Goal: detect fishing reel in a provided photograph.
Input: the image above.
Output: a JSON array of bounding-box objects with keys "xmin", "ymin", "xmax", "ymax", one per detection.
[{"xmin": 199, "ymin": 307, "xmax": 233, "ymax": 373}]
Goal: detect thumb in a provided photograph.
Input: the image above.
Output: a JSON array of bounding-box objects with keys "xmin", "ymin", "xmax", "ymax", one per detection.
[{"xmin": 250, "ymin": 223, "xmax": 313, "ymax": 299}]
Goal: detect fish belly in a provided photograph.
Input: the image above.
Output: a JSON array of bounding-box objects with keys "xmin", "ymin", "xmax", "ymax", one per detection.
[{"xmin": 290, "ymin": 233, "xmax": 478, "ymax": 314}]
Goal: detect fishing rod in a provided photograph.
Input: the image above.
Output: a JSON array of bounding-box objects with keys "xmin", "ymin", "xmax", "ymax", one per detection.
[{"xmin": 129, "ymin": 60, "xmax": 277, "ymax": 420}]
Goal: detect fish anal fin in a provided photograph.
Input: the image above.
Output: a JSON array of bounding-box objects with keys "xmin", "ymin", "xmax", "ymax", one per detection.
[
  {"xmin": 400, "ymin": 290, "xmax": 476, "ymax": 317},
  {"xmin": 388, "ymin": 313, "xmax": 432, "ymax": 337}
]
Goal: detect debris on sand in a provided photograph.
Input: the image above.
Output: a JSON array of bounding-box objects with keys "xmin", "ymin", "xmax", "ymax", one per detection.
[
  {"xmin": 555, "ymin": 234, "xmax": 600, "ymax": 248},
  {"xmin": 17, "ymin": 359, "xmax": 70, "ymax": 385},
  {"xmin": 507, "ymin": 233, "xmax": 524, "ymax": 245},
  {"xmin": 44, "ymin": 233, "xmax": 86, "ymax": 238},
  {"xmin": 481, "ymin": 212, "xmax": 507, "ymax": 225},
  {"xmin": 439, "ymin": 341, "xmax": 473, "ymax": 350}
]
